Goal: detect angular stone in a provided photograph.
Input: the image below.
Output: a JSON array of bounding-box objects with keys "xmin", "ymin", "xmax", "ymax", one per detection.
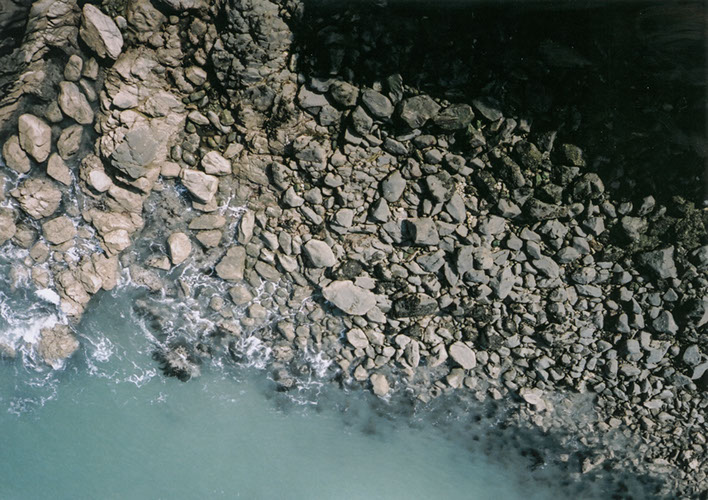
[
  {"xmin": 47, "ymin": 153, "xmax": 72, "ymax": 185},
  {"xmin": 433, "ymin": 103, "xmax": 474, "ymax": 130},
  {"xmin": 406, "ymin": 218, "xmax": 439, "ymax": 246},
  {"xmin": 181, "ymin": 169, "xmax": 218, "ymax": 203},
  {"xmin": 0, "ymin": 210, "xmax": 16, "ymax": 245},
  {"xmin": 398, "ymin": 95, "xmax": 440, "ymax": 129},
  {"xmin": 11, "ymin": 178, "xmax": 61, "ymax": 219},
  {"xmin": 215, "ymin": 246, "xmax": 246, "ymax": 281},
  {"xmin": 64, "ymin": 55, "xmax": 83, "ymax": 81},
  {"xmin": 111, "ymin": 126, "xmax": 158, "ymax": 179},
  {"xmin": 381, "ymin": 171, "xmax": 406, "ymax": 202},
  {"xmin": 189, "ymin": 214, "xmax": 226, "ymax": 230},
  {"xmin": 652, "ymin": 310, "xmax": 678, "ymax": 334},
  {"xmin": 2, "ymin": 135, "xmax": 30, "ymax": 173},
  {"xmin": 58, "ymin": 81, "xmax": 94, "ymax": 125},
  {"xmin": 638, "ymin": 247, "xmax": 678, "ymax": 280},
  {"xmin": 237, "ymin": 211, "xmax": 254, "ymax": 243},
  {"xmin": 42, "ymin": 216, "xmax": 76, "ymax": 244},
  {"xmin": 370, "ymin": 373, "xmax": 390, "ymax": 397},
  {"xmin": 449, "ymin": 342, "xmax": 477, "ymax": 369},
  {"xmin": 346, "ymin": 328, "xmax": 369, "ymax": 349},
  {"xmin": 57, "ymin": 125, "xmax": 83, "ymax": 159},
  {"xmin": 533, "ymin": 256, "xmax": 560, "ymax": 279},
  {"xmin": 361, "ymin": 89, "xmax": 394, "ymax": 119},
  {"xmin": 201, "ymin": 151, "xmax": 231, "ymax": 176},
  {"xmin": 303, "ymin": 239, "xmax": 336, "ymax": 268},
  {"xmin": 87, "ymin": 169, "xmax": 112, "ymax": 192},
  {"xmin": 18, "ymin": 114, "xmax": 51, "ymax": 162},
  {"xmin": 329, "ymin": 81, "xmax": 359, "ymax": 108},
  {"xmin": 472, "ymin": 96, "xmax": 503, "ymax": 121},
  {"xmin": 167, "ymin": 232, "xmax": 191, "ymax": 265},
  {"xmin": 80, "ymin": 4, "xmax": 124, "ymax": 59},
  {"xmin": 322, "ymin": 280, "xmax": 377, "ymax": 316}
]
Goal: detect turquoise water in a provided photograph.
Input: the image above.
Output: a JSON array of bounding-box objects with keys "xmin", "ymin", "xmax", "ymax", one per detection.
[{"xmin": 0, "ymin": 249, "xmax": 652, "ymax": 499}]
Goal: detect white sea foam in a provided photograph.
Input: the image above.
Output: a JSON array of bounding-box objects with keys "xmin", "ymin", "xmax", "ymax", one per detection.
[{"xmin": 35, "ymin": 288, "xmax": 61, "ymax": 305}]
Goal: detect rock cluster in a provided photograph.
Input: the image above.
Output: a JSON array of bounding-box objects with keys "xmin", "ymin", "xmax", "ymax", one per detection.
[{"xmin": 0, "ymin": 1, "xmax": 705, "ymax": 496}]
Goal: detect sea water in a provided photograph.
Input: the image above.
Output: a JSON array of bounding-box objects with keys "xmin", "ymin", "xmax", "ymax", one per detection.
[{"xmin": 0, "ymin": 251, "xmax": 654, "ymax": 499}]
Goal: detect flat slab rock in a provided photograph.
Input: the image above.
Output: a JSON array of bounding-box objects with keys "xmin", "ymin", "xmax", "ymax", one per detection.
[{"xmin": 322, "ymin": 280, "xmax": 377, "ymax": 316}]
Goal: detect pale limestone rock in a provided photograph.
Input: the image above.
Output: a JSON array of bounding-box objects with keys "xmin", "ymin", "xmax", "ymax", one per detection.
[
  {"xmin": 47, "ymin": 153, "xmax": 72, "ymax": 185},
  {"xmin": 18, "ymin": 114, "xmax": 51, "ymax": 162},
  {"xmin": 58, "ymin": 81, "xmax": 94, "ymax": 124},
  {"xmin": 2, "ymin": 135, "xmax": 31, "ymax": 173},
  {"xmin": 167, "ymin": 232, "xmax": 191, "ymax": 265},
  {"xmin": 42, "ymin": 216, "xmax": 76, "ymax": 244},
  {"xmin": 80, "ymin": 4, "xmax": 123, "ymax": 59}
]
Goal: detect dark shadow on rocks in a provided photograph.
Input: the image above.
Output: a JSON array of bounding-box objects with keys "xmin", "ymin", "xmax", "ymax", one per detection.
[{"xmin": 292, "ymin": 0, "xmax": 706, "ymax": 208}]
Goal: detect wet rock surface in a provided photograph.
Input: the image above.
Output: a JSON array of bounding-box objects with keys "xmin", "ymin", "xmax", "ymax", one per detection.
[{"xmin": 0, "ymin": 0, "xmax": 705, "ymax": 497}]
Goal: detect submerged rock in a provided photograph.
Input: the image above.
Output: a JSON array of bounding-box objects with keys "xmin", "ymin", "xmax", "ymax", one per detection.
[
  {"xmin": 38, "ymin": 325, "xmax": 79, "ymax": 368},
  {"xmin": 154, "ymin": 340, "xmax": 201, "ymax": 381}
]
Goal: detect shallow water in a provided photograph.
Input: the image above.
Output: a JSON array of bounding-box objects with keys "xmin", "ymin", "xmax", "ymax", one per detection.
[{"xmin": 0, "ymin": 249, "xmax": 656, "ymax": 499}]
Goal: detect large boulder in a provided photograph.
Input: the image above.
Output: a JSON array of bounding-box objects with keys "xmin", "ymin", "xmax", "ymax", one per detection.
[
  {"xmin": 449, "ymin": 342, "xmax": 477, "ymax": 369},
  {"xmin": 167, "ymin": 232, "xmax": 191, "ymax": 265},
  {"xmin": 18, "ymin": 114, "xmax": 51, "ymax": 162},
  {"xmin": 11, "ymin": 178, "xmax": 62, "ymax": 219},
  {"xmin": 638, "ymin": 247, "xmax": 678, "ymax": 280},
  {"xmin": 38, "ymin": 325, "xmax": 79, "ymax": 368},
  {"xmin": 58, "ymin": 81, "xmax": 94, "ymax": 125},
  {"xmin": 322, "ymin": 280, "xmax": 377, "ymax": 316},
  {"xmin": 2, "ymin": 135, "xmax": 31, "ymax": 173},
  {"xmin": 80, "ymin": 4, "xmax": 123, "ymax": 59},
  {"xmin": 181, "ymin": 169, "xmax": 218, "ymax": 203}
]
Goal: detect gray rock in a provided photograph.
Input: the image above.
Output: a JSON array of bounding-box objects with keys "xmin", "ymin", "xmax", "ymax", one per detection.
[
  {"xmin": 18, "ymin": 114, "xmax": 51, "ymax": 163},
  {"xmin": 282, "ymin": 186, "xmax": 305, "ymax": 207},
  {"xmin": 526, "ymin": 198, "xmax": 568, "ymax": 220},
  {"xmin": 329, "ymin": 81, "xmax": 359, "ymax": 108},
  {"xmin": 398, "ymin": 95, "xmax": 440, "ymax": 129},
  {"xmin": 638, "ymin": 247, "xmax": 678, "ymax": 279},
  {"xmin": 381, "ymin": 171, "xmax": 406, "ymax": 202},
  {"xmin": 298, "ymin": 86, "xmax": 329, "ymax": 112},
  {"xmin": 80, "ymin": 4, "xmax": 123, "ymax": 59},
  {"xmin": 167, "ymin": 232, "xmax": 191, "ymax": 265},
  {"xmin": 303, "ymin": 239, "xmax": 336, "ymax": 268},
  {"xmin": 351, "ymin": 106, "xmax": 373, "ymax": 136},
  {"xmin": 111, "ymin": 126, "xmax": 158, "ymax": 179},
  {"xmin": 406, "ymin": 218, "xmax": 439, "ymax": 246},
  {"xmin": 393, "ymin": 294, "xmax": 438, "ymax": 317},
  {"xmin": 2, "ymin": 135, "xmax": 30, "ymax": 173},
  {"xmin": 361, "ymin": 89, "xmax": 394, "ymax": 119},
  {"xmin": 446, "ymin": 193, "xmax": 466, "ymax": 222},
  {"xmin": 621, "ymin": 216, "xmax": 648, "ymax": 241},
  {"xmin": 471, "ymin": 97, "xmax": 503, "ymax": 121},
  {"xmin": 683, "ymin": 345, "xmax": 702, "ymax": 367},
  {"xmin": 491, "ymin": 267, "xmax": 515, "ymax": 299},
  {"xmin": 346, "ymin": 328, "xmax": 369, "ymax": 349},
  {"xmin": 652, "ymin": 310, "xmax": 678, "ymax": 334},
  {"xmin": 215, "ymin": 246, "xmax": 246, "ymax": 281},
  {"xmin": 433, "ymin": 103, "xmax": 474, "ymax": 130},
  {"xmin": 425, "ymin": 173, "xmax": 454, "ymax": 203},
  {"xmin": 58, "ymin": 82, "xmax": 94, "ymax": 125},
  {"xmin": 532, "ymin": 256, "xmax": 560, "ymax": 278},
  {"xmin": 370, "ymin": 198, "xmax": 390, "ymax": 222},
  {"xmin": 449, "ymin": 342, "xmax": 477, "ymax": 369},
  {"xmin": 322, "ymin": 280, "xmax": 377, "ymax": 316}
]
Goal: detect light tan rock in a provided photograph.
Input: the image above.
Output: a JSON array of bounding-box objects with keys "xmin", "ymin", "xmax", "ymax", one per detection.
[
  {"xmin": 181, "ymin": 169, "xmax": 218, "ymax": 203},
  {"xmin": 92, "ymin": 254, "xmax": 119, "ymax": 290},
  {"xmin": 47, "ymin": 153, "xmax": 72, "ymax": 185},
  {"xmin": 57, "ymin": 125, "xmax": 83, "ymax": 159},
  {"xmin": 87, "ymin": 169, "xmax": 113, "ymax": 192},
  {"xmin": 0, "ymin": 210, "xmax": 17, "ymax": 245},
  {"xmin": 38, "ymin": 325, "xmax": 79, "ymax": 368},
  {"xmin": 64, "ymin": 54, "xmax": 83, "ymax": 81},
  {"xmin": 201, "ymin": 151, "xmax": 231, "ymax": 175},
  {"xmin": 102, "ymin": 229, "xmax": 131, "ymax": 255},
  {"xmin": 370, "ymin": 373, "xmax": 390, "ymax": 397},
  {"xmin": 215, "ymin": 246, "xmax": 246, "ymax": 281},
  {"xmin": 11, "ymin": 178, "xmax": 62, "ymax": 219},
  {"xmin": 2, "ymin": 135, "xmax": 31, "ymax": 173},
  {"xmin": 167, "ymin": 232, "xmax": 191, "ymax": 265},
  {"xmin": 18, "ymin": 114, "xmax": 51, "ymax": 162},
  {"xmin": 80, "ymin": 4, "xmax": 123, "ymax": 59},
  {"xmin": 42, "ymin": 216, "xmax": 76, "ymax": 244},
  {"xmin": 196, "ymin": 229, "xmax": 221, "ymax": 248},
  {"xmin": 58, "ymin": 81, "xmax": 94, "ymax": 125}
]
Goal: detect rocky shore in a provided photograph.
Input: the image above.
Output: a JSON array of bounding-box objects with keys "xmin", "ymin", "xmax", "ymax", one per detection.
[{"xmin": 0, "ymin": 0, "xmax": 706, "ymax": 497}]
